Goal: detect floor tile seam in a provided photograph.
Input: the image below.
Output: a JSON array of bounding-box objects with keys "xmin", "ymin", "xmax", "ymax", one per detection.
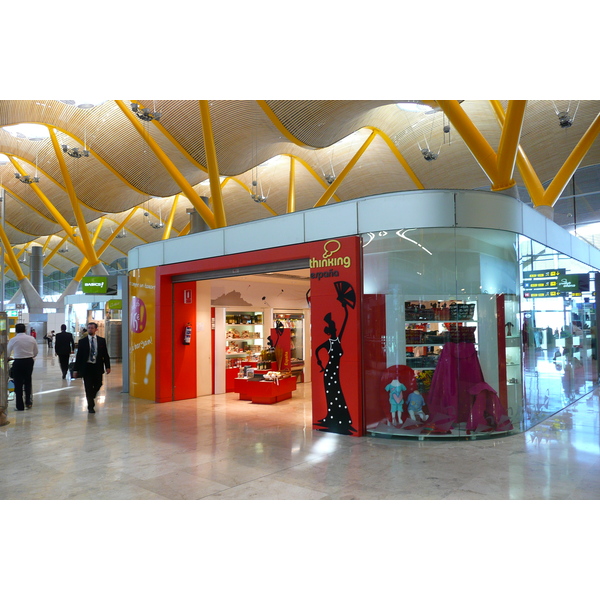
[
  {"xmin": 196, "ymin": 457, "xmax": 335, "ymax": 499},
  {"xmin": 124, "ymin": 471, "xmax": 232, "ymax": 499}
]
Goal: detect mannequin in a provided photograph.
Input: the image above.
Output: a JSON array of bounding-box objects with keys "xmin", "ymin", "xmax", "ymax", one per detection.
[
  {"xmin": 407, "ymin": 387, "xmax": 428, "ymax": 421},
  {"xmin": 384, "ymin": 379, "xmax": 406, "ymax": 425}
]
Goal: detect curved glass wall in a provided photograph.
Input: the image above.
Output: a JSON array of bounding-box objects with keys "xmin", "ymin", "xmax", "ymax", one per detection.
[{"xmin": 362, "ymin": 228, "xmax": 598, "ymax": 440}]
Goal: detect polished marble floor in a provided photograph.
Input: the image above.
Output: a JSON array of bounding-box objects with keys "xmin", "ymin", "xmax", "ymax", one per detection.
[{"xmin": 2, "ymin": 346, "xmax": 600, "ymax": 500}]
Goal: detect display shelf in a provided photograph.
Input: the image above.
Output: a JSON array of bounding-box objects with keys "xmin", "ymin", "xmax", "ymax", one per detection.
[
  {"xmin": 497, "ymin": 293, "xmax": 522, "ymax": 417},
  {"xmin": 405, "ymin": 319, "xmax": 476, "ymax": 324},
  {"xmin": 226, "ymin": 311, "xmax": 264, "ymax": 355},
  {"xmin": 404, "ymin": 300, "xmax": 478, "ymax": 379},
  {"xmin": 273, "ymin": 312, "xmax": 304, "ymax": 361}
]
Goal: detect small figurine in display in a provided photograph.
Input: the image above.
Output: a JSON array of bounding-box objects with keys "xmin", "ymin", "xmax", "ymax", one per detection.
[
  {"xmin": 406, "ymin": 387, "xmax": 428, "ymax": 421},
  {"xmin": 384, "ymin": 378, "xmax": 406, "ymax": 425}
]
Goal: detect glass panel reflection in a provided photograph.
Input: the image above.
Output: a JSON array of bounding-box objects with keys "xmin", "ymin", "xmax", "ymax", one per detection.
[{"xmin": 363, "ymin": 227, "xmax": 598, "ymax": 440}]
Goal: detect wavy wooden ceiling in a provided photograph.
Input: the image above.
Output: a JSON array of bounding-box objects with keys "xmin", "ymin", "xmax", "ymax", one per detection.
[{"xmin": 1, "ymin": 99, "xmax": 599, "ymax": 281}]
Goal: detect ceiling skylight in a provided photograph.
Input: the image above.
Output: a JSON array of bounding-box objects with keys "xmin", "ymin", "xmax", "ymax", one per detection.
[
  {"xmin": 396, "ymin": 102, "xmax": 433, "ymax": 113},
  {"xmin": 2, "ymin": 124, "xmax": 50, "ymax": 140},
  {"xmin": 59, "ymin": 100, "xmax": 107, "ymax": 109}
]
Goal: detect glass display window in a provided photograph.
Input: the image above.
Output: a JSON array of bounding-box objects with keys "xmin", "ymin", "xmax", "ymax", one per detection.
[{"xmin": 361, "ymin": 225, "xmax": 600, "ymax": 440}]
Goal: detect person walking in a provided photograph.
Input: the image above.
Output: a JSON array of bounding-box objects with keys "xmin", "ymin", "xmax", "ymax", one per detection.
[
  {"xmin": 54, "ymin": 324, "xmax": 75, "ymax": 379},
  {"xmin": 7, "ymin": 323, "xmax": 39, "ymax": 411},
  {"xmin": 46, "ymin": 330, "xmax": 55, "ymax": 349},
  {"xmin": 73, "ymin": 322, "xmax": 111, "ymax": 414}
]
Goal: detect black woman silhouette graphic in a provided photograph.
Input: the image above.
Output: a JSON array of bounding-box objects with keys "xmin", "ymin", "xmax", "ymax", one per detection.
[{"xmin": 314, "ymin": 281, "xmax": 357, "ymax": 435}]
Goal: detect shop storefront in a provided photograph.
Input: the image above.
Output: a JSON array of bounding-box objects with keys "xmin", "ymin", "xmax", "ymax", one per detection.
[{"xmin": 127, "ymin": 189, "xmax": 600, "ymax": 440}]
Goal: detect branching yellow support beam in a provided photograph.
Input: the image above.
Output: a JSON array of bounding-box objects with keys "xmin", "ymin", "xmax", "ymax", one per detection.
[
  {"xmin": 0, "ymin": 226, "xmax": 26, "ymax": 280},
  {"xmin": 6, "ymin": 243, "xmax": 33, "ymax": 276},
  {"xmin": 92, "ymin": 218, "xmax": 105, "ymax": 245},
  {"xmin": 490, "ymin": 100, "xmax": 545, "ymax": 204},
  {"xmin": 494, "ymin": 100, "xmax": 527, "ymax": 191},
  {"xmin": 219, "ymin": 177, "xmax": 278, "ymax": 216},
  {"xmin": 540, "ymin": 112, "xmax": 600, "ymax": 207},
  {"xmin": 42, "ymin": 237, "xmax": 52, "ymax": 253},
  {"xmin": 256, "ymin": 101, "xmax": 314, "ymax": 149},
  {"xmin": 115, "ymin": 100, "xmax": 217, "ymax": 229},
  {"xmin": 314, "ymin": 130, "xmax": 377, "ymax": 207},
  {"xmin": 43, "ymin": 234, "xmax": 69, "ymax": 266},
  {"xmin": 279, "ymin": 156, "xmax": 344, "ymax": 202},
  {"xmin": 0, "ymin": 180, "xmax": 68, "ymax": 224},
  {"xmin": 49, "ymin": 128, "xmax": 100, "ymax": 267},
  {"xmin": 436, "ymin": 100, "xmax": 500, "ymax": 183},
  {"xmin": 178, "ymin": 222, "xmax": 191, "ymax": 237},
  {"xmin": 366, "ymin": 127, "xmax": 425, "ymax": 189},
  {"xmin": 9, "ymin": 157, "xmax": 87, "ymax": 255},
  {"xmin": 287, "ymin": 157, "xmax": 296, "ymax": 213},
  {"xmin": 199, "ymin": 101, "xmax": 227, "ymax": 228},
  {"xmin": 162, "ymin": 194, "xmax": 180, "ymax": 240},
  {"xmin": 74, "ymin": 208, "xmax": 139, "ymax": 280},
  {"xmin": 131, "ymin": 100, "xmax": 208, "ymax": 172},
  {"xmin": 14, "ymin": 242, "xmax": 32, "ymax": 260}
]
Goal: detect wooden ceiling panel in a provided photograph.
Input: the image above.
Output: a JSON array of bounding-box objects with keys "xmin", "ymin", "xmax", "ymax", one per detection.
[{"xmin": 1, "ymin": 99, "xmax": 599, "ymax": 284}]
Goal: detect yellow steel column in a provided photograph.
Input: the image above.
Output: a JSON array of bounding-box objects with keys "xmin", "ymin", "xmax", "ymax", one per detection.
[
  {"xmin": 494, "ymin": 100, "xmax": 527, "ymax": 191},
  {"xmin": 368, "ymin": 127, "xmax": 425, "ymax": 189},
  {"xmin": 314, "ymin": 130, "xmax": 377, "ymax": 207},
  {"xmin": 541, "ymin": 112, "xmax": 600, "ymax": 207},
  {"xmin": 280, "ymin": 155, "xmax": 343, "ymax": 202},
  {"xmin": 49, "ymin": 128, "xmax": 100, "ymax": 266},
  {"xmin": 178, "ymin": 222, "xmax": 191, "ymax": 237},
  {"xmin": 226, "ymin": 177, "xmax": 278, "ymax": 216},
  {"xmin": 199, "ymin": 101, "xmax": 227, "ymax": 228},
  {"xmin": 43, "ymin": 234, "xmax": 69, "ymax": 266},
  {"xmin": 42, "ymin": 236, "xmax": 52, "ymax": 254},
  {"xmin": 0, "ymin": 227, "xmax": 26, "ymax": 280},
  {"xmin": 9, "ymin": 157, "xmax": 87, "ymax": 254},
  {"xmin": 75, "ymin": 208, "xmax": 138, "ymax": 279},
  {"xmin": 490, "ymin": 100, "xmax": 545, "ymax": 204},
  {"xmin": 14, "ymin": 243, "xmax": 32, "ymax": 261},
  {"xmin": 162, "ymin": 195, "xmax": 180, "ymax": 240},
  {"xmin": 92, "ymin": 218, "xmax": 105, "ymax": 245},
  {"xmin": 115, "ymin": 100, "xmax": 217, "ymax": 229},
  {"xmin": 287, "ymin": 157, "xmax": 296, "ymax": 213},
  {"xmin": 436, "ymin": 100, "xmax": 499, "ymax": 183}
]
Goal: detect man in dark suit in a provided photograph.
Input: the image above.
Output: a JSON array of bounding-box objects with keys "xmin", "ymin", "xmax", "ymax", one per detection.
[
  {"xmin": 73, "ymin": 322, "xmax": 111, "ymax": 414},
  {"xmin": 54, "ymin": 324, "xmax": 75, "ymax": 379}
]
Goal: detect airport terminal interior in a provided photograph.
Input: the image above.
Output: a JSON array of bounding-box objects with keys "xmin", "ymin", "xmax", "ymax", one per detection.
[
  {"xmin": 2, "ymin": 98, "xmax": 600, "ymax": 509},
  {"xmin": 2, "ymin": 347, "xmax": 600, "ymax": 500}
]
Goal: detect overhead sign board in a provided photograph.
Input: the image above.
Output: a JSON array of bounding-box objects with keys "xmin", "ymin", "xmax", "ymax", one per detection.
[
  {"xmin": 81, "ymin": 275, "xmax": 118, "ymax": 295},
  {"xmin": 82, "ymin": 276, "xmax": 108, "ymax": 294}
]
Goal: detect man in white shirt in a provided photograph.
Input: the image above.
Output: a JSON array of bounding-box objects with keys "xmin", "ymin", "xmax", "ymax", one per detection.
[{"xmin": 7, "ymin": 323, "xmax": 39, "ymax": 411}]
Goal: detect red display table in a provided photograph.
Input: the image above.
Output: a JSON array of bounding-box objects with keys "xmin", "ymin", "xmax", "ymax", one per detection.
[{"xmin": 233, "ymin": 377, "xmax": 297, "ymax": 404}]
